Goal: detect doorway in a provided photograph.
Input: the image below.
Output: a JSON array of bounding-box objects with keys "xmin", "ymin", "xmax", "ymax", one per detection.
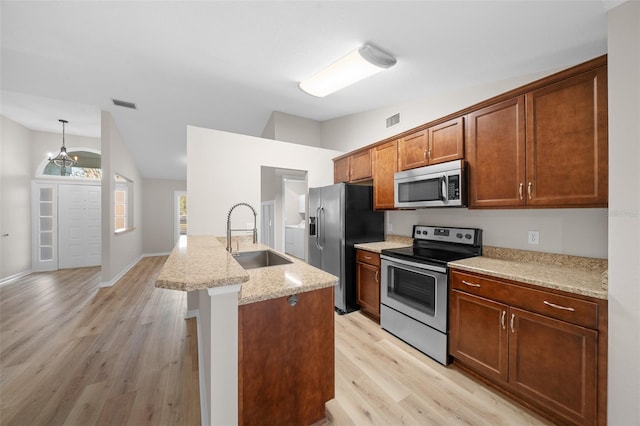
[{"xmin": 174, "ymin": 191, "xmax": 187, "ymax": 245}]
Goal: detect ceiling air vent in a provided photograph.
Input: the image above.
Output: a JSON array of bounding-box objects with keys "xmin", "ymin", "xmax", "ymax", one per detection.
[
  {"xmin": 112, "ymin": 99, "xmax": 137, "ymax": 110},
  {"xmin": 386, "ymin": 113, "xmax": 400, "ymax": 128}
]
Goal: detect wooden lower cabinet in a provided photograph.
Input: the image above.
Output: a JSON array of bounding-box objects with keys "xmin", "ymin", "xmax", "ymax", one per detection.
[
  {"xmin": 238, "ymin": 286, "xmax": 335, "ymax": 426},
  {"xmin": 449, "ymin": 270, "xmax": 606, "ymax": 425},
  {"xmin": 356, "ymin": 250, "xmax": 381, "ymax": 321}
]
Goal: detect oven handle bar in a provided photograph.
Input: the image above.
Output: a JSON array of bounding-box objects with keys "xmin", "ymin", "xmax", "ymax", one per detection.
[{"xmin": 380, "ymin": 255, "xmax": 447, "ymax": 274}]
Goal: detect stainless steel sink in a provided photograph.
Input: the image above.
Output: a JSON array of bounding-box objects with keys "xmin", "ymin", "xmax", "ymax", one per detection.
[{"xmin": 232, "ymin": 250, "xmax": 293, "ymax": 269}]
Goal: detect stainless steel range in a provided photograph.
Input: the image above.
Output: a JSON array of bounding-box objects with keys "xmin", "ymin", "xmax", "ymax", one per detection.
[{"xmin": 380, "ymin": 225, "xmax": 482, "ymax": 365}]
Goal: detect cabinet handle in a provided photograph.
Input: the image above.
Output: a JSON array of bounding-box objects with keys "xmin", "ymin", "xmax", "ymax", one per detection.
[
  {"xmin": 510, "ymin": 313, "xmax": 515, "ymax": 333},
  {"xmin": 364, "ymin": 255, "xmax": 372, "ymax": 260},
  {"xmin": 461, "ymin": 280, "xmax": 481, "ymax": 288},
  {"xmin": 518, "ymin": 183, "xmax": 524, "ymax": 200},
  {"xmin": 375, "ymin": 271, "xmax": 379, "ymax": 283},
  {"xmin": 527, "ymin": 182, "xmax": 532, "ymax": 199},
  {"xmin": 428, "ymin": 149, "xmax": 432, "ymax": 159},
  {"xmin": 287, "ymin": 294, "xmax": 299, "ymax": 307},
  {"xmin": 501, "ymin": 311, "xmax": 506, "ymax": 330},
  {"xmin": 423, "ymin": 149, "xmax": 427, "ymax": 160},
  {"xmin": 543, "ymin": 300, "xmax": 575, "ymax": 312}
]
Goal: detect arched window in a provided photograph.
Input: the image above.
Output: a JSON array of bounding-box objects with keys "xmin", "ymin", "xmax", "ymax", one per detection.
[{"xmin": 39, "ymin": 149, "xmax": 102, "ymax": 179}]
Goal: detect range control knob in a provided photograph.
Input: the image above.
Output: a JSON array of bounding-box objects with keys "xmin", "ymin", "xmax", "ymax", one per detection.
[
  {"xmin": 416, "ymin": 230, "xmax": 422, "ymax": 235},
  {"xmin": 465, "ymin": 233, "xmax": 472, "ymax": 240},
  {"xmin": 456, "ymin": 233, "xmax": 463, "ymax": 239}
]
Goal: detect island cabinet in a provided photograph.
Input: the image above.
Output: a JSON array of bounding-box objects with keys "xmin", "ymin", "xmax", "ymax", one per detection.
[
  {"xmin": 449, "ymin": 270, "xmax": 607, "ymax": 426},
  {"xmin": 466, "ymin": 65, "xmax": 608, "ymax": 208},
  {"xmin": 398, "ymin": 117, "xmax": 464, "ymax": 171},
  {"xmin": 372, "ymin": 140, "xmax": 398, "ymax": 210},
  {"xmin": 238, "ymin": 286, "xmax": 335, "ymax": 426},
  {"xmin": 356, "ymin": 250, "xmax": 381, "ymax": 321}
]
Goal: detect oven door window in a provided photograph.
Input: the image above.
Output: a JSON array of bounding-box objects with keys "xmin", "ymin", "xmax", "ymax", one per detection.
[
  {"xmin": 388, "ymin": 266, "xmax": 436, "ymax": 317},
  {"xmin": 397, "ymin": 176, "xmax": 443, "ymax": 203}
]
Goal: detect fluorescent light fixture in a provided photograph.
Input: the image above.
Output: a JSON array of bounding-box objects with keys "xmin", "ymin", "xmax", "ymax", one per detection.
[{"xmin": 299, "ymin": 43, "xmax": 397, "ymax": 97}]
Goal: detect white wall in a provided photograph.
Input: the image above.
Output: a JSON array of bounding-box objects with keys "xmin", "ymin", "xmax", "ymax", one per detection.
[
  {"xmin": 261, "ymin": 111, "xmax": 322, "ymax": 148},
  {"xmin": 0, "ymin": 116, "xmax": 32, "ymax": 279},
  {"xmin": 142, "ymin": 178, "xmax": 186, "ymax": 254},
  {"xmin": 187, "ymin": 126, "xmax": 342, "ymax": 237},
  {"xmin": 607, "ymin": 1, "xmax": 640, "ymax": 423},
  {"xmin": 100, "ymin": 111, "xmax": 143, "ymax": 285},
  {"xmin": 388, "ymin": 208, "xmax": 608, "ymax": 259}
]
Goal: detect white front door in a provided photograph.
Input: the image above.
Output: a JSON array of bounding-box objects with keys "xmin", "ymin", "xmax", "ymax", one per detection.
[{"xmin": 58, "ymin": 184, "xmax": 101, "ymax": 268}]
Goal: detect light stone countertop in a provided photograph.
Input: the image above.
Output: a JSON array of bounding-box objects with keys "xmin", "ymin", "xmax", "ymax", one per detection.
[
  {"xmin": 449, "ymin": 247, "xmax": 608, "ymax": 300},
  {"xmin": 354, "ymin": 241, "xmax": 412, "ymax": 253},
  {"xmin": 156, "ymin": 235, "xmax": 338, "ymax": 305}
]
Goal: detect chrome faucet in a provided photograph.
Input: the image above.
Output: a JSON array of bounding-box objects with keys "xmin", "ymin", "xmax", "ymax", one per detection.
[{"xmin": 226, "ymin": 202, "xmax": 258, "ymax": 252}]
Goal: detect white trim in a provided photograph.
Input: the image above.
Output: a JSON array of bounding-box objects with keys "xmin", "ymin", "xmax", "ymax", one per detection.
[
  {"xmin": 98, "ymin": 255, "xmax": 142, "ymax": 287},
  {"xmin": 207, "ymin": 284, "xmax": 241, "ymax": 297},
  {"xmin": 142, "ymin": 251, "xmax": 171, "ymax": 257},
  {"xmin": 192, "ymin": 310, "xmax": 208, "ymax": 426},
  {"xmin": 0, "ymin": 269, "xmax": 33, "ymax": 286},
  {"xmin": 185, "ymin": 309, "xmax": 198, "ymax": 319}
]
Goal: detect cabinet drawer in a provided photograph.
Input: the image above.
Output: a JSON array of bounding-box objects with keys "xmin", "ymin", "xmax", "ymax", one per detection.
[
  {"xmin": 450, "ymin": 270, "xmax": 599, "ymax": 329},
  {"xmin": 356, "ymin": 250, "xmax": 380, "ymax": 267}
]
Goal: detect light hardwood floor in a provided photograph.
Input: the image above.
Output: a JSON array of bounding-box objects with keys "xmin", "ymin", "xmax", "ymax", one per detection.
[{"xmin": 1, "ymin": 257, "xmax": 550, "ymax": 425}]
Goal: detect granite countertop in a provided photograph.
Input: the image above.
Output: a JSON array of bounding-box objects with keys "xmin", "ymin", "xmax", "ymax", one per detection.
[
  {"xmin": 448, "ymin": 246, "xmax": 608, "ymax": 300},
  {"xmin": 156, "ymin": 235, "xmax": 338, "ymax": 305},
  {"xmin": 354, "ymin": 235, "xmax": 413, "ymax": 253}
]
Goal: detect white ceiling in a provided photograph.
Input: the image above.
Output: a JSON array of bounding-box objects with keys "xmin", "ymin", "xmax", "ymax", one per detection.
[{"xmin": 1, "ymin": 1, "xmax": 610, "ymax": 180}]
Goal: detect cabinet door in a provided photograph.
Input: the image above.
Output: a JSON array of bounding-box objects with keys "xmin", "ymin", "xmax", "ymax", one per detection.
[
  {"xmin": 356, "ymin": 261, "xmax": 380, "ymax": 321},
  {"xmin": 449, "ymin": 290, "xmax": 509, "ymax": 384},
  {"xmin": 334, "ymin": 156, "xmax": 350, "ymax": 183},
  {"xmin": 525, "ymin": 67, "xmax": 608, "ymax": 207},
  {"xmin": 466, "ymin": 97, "xmax": 526, "ymax": 208},
  {"xmin": 239, "ymin": 287, "xmax": 334, "ymax": 426},
  {"xmin": 350, "ymin": 150, "xmax": 372, "ymax": 181},
  {"xmin": 398, "ymin": 130, "xmax": 428, "ymax": 171},
  {"xmin": 428, "ymin": 117, "xmax": 464, "ymax": 165},
  {"xmin": 509, "ymin": 307, "xmax": 598, "ymax": 425},
  {"xmin": 372, "ymin": 140, "xmax": 398, "ymax": 210}
]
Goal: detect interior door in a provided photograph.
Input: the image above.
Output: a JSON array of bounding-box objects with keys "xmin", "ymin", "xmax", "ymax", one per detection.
[{"xmin": 58, "ymin": 184, "xmax": 101, "ymax": 268}]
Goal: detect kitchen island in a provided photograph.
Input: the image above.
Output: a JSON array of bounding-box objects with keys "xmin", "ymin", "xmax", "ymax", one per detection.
[{"xmin": 156, "ymin": 235, "xmax": 338, "ymax": 426}]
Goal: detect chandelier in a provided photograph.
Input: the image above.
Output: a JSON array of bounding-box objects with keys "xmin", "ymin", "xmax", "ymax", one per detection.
[{"xmin": 49, "ymin": 119, "xmax": 76, "ymax": 176}]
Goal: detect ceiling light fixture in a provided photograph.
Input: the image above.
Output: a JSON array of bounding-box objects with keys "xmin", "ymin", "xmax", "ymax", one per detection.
[
  {"xmin": 299, "ymin": 43, "xmax": 397, "ymax": 98},
  {"xmin": 49, "ymin": 119, "xmax": 76, "ymax": 176}
]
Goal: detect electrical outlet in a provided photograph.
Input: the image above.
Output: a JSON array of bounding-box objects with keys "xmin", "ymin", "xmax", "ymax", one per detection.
[{"xmin": 528, "ymin": 230, "xmax": 539, "ymax": 245}]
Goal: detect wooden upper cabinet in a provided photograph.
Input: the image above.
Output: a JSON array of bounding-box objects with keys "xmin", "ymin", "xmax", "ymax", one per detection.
[
  {"xmin": 466, "ymin": 96, "xmax": 526, "ymax": 208},
  {"xmin": 372, "ymin": 140, "xmax": 398, "ymax": 210},
  {"xmin": 333, "ymin": 156, "xmax": 350, "ymax": 184},
  {"xmin": 525, "ymin": 66, "xmax": 608, "ymax": 207},
  {"xmin": 428, "ymin": 117, "xmax": 464, "ymax": 165},
  {"xmin": 350, "ymin": 149, "xmax": 372, "ymax": 181},
  {"xmin": 398, "ymin": 130, "xmax": 428, "ymax": 171}
]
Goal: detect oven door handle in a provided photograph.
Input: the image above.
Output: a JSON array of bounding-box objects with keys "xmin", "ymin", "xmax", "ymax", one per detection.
[{"xmin": 380, "ymin": 255, "xmax": 447, "ymax": 274}]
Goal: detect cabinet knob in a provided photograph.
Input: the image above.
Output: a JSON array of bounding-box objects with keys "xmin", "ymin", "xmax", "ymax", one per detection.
[{"xmin": 287, "ymin": 294, "xmax": 299, "ymax": 307}]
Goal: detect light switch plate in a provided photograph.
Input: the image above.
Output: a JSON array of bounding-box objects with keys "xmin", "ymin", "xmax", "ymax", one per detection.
[{"xmin": 528, "ymin": 230, "xmax": 539, "ymax": 245}]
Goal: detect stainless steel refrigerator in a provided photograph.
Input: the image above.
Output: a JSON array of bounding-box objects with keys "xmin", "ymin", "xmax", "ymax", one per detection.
[{"xmin": 308, "ymin": 183, "xmax": 384, "ymax": 314}]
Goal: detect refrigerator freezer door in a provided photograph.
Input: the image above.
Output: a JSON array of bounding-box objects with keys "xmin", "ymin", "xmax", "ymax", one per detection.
[
  {"xmin": 307, "ymin": 187, "xmax": 322, "ymax": 269},
  {"xmin": 319, "ymin": 184, "xmax": 345, "ymax": 312}
]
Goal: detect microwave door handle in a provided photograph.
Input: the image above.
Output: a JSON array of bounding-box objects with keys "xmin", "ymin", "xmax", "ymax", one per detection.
[{"xmin": 439, "ymin": 175, "xmax": 448, "ymax": 201}]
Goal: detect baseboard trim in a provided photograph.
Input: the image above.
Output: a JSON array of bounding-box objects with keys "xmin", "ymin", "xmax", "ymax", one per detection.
[
  {"xmin": 98, "ymin": 255, "xmax": 143, "ymax": 288},
  {"xmin": 0, "ymin": 269, "xmax": 33, "ymax": 286},
  {"xmin": 193, "ymin": 311, "xmax": 208, "ymax": 426},
  {"xmin": 142, "ymin": 251, "xmax": 171, "ymax": 258}
]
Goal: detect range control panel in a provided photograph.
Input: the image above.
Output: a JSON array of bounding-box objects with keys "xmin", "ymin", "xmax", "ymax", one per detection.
[{"xmin": 412, "ymin": 225, "xmax": 480, "ymax": 245}]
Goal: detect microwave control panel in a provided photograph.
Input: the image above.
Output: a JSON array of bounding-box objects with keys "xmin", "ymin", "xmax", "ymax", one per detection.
[{"xmin": 448, "ymin": 175, "xmax": 460, "ymax": 200}]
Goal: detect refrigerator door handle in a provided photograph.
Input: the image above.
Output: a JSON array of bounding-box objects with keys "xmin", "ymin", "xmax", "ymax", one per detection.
[
  {"xmin": 315, "ymin": 206, "xmax": 322, "ymax": 249},
  {"xmin": 318, "ymin": 206, "xmax": 325, "ymax": 249}
]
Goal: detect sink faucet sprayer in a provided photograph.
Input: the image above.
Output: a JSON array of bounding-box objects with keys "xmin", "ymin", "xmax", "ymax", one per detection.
[{"xmin": 226, "ymin": 203, "xmax": 258, "ymax": 253}]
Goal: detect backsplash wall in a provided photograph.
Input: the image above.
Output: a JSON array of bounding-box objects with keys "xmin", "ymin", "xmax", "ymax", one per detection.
[{"xmin": 387, "ymin": 208, "xmax": 608, "ymax": 259}]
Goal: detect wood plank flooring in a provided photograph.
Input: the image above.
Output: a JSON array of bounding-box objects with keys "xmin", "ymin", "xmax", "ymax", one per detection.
[
  {"xmin": 0, "ymin": 256, "xmax": 199, "ymax": 426},
  {"xmin": 1, "ymin": 257, "xmax": 550, "ymax": 425}
]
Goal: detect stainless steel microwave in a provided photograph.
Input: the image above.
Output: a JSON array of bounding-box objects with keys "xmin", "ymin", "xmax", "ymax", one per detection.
[{"xmin": 394, "ymin": 159, "xmax": 465, "ymax": 208}]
